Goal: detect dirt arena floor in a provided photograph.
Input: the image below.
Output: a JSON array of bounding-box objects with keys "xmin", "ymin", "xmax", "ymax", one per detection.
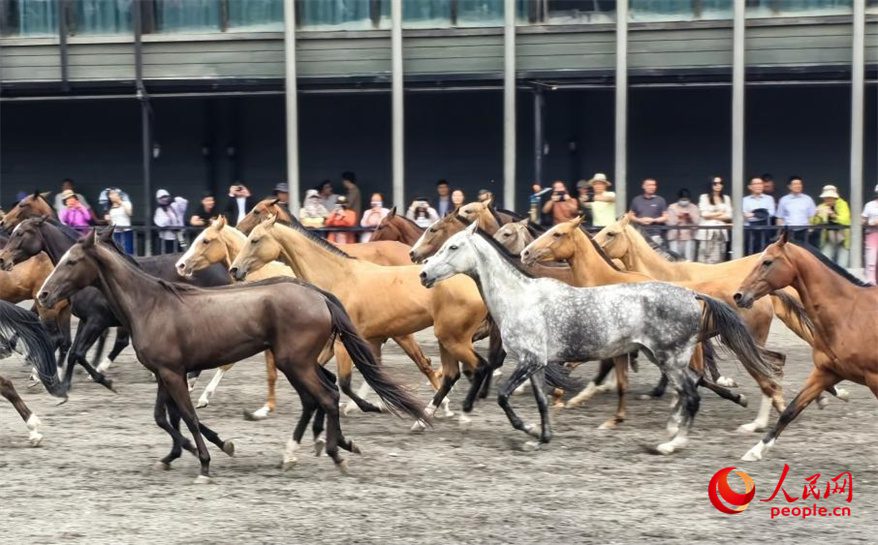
[{"xmin": 0, "ymin": 319, "xmax": 874, "ymax": 544}]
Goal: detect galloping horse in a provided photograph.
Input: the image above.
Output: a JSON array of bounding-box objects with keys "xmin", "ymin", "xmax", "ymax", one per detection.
[
  {"xmin": 0, "ymin": 300, "xmax": 69, "ymax": 445},
  {"xmin": 734, "ymin": 231, "xmax": 878, "ymax": 461},
  {"xmin": 38, "ymin": 229, "xmax": 426, "ymax": 480},
  {"xmin": 176, "ymin": 216, "xmax": 401, "ymax": 419},
  {"xmin": 237, "ymin": 198, "xmax": 413, "ymax": 266},
  {"xmin": 421, "ymin": 223, "xmax": 778, "ymax": 454},
  {"xmin": 594, "ymin": 215, "xmax": 848, "ymax": 431},
  {"xmin": 522, "ymin": 217, "xmax": 785, "ymax": 429},
  {"xmin": 369, "ymin": 208, "xmax": 425, "ymax": 245}
]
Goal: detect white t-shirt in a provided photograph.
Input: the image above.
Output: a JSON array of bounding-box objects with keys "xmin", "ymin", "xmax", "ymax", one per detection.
[
  {"xmin": 108, "ymin": 204, "xmax": 132, "ymax": 229},
  {"xmin": 236, "ymin": 197, "xmax": 247, "ymax": 225},
  {"xmin": 862, "ymin": 200, "xmax": 878, "ymax": 230}
]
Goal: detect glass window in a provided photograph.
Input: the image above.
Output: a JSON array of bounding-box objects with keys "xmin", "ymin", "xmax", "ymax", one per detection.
[
  {"xmin": 228, "ymin": 0, "xmax": 284, "ymax": 31},
  {"xmin": 746, "ymin": 0, "xmax": 851, "ymax": 18},
  {"xmin": 630, "ymin": 0, "xmax": 733, "ymax": 21},
  {"xmin": 545, "ymin": 0, "xmax": 615, "ymax": 24},
  {"xmin": 298, "ymin": 0, "xmax": 381, "ymax": 30},
  {"xmin": 456, "ymin": 0, "xmax": 503, "ymax": 26},
  {"xmin": 0, "ymin": 0, "xmax": 58, "ymax": 36},
  {"xmin": 403, "ymin": 0, "xmax": 452, "ymax": 28},
  {"xmin": 155, "ymin": 0, "xmax": 220, "ymax": 33},
  {"xmin": 70, "ymin": 0, "xmax": 133, "ymax": 36}
]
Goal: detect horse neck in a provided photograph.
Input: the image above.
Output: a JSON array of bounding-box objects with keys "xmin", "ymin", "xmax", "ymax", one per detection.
[
  {"xmin": 92, "ymin": 246, "xmax": 162, "ymax": 330},
  {"xmin": 468, "ymin": 237, "xmax": 531, "ymax": 322},
  {"xmin": 219, "ymin": 227, "xmax": 247, "ymax": 267},
  {"xmin": 399, "ymin": 220, "xmax": 424, "ymax": 245},
  {"xmin": 271, "ymin": 224, "xmax": 355, "ymax": 289},
  {"xmin": 622, "ymin": 228, "xmax": 680, "ymax": 278},
  {"xmin": 786, "ymin": 246, "xmax": 857, "ymax": 339},
  {"xmin": 477, "ymin": 211, "xmax": 501, "ymax": 234},
  {"xmin": 568, "ymin": 229, "xmax": 649, "ymax": 287},
  {"xmin": 40, "ymin": 225, "xmax": 75, "ymax": 264}
]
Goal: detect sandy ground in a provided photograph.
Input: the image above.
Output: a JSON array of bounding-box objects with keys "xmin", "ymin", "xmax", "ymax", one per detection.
[{"xmin": 0, "ymin": 320, "xmax": 875, "ymax": 545}]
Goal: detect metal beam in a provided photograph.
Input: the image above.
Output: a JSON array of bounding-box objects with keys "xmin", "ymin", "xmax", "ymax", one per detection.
[
  {"xmin": 533, "ymin": 87, "xmax": 544, "ymax": 187},
  {"xmin": 283, "ymin": 0, "xmax": 300, "ymax": 215},
  {"xmin": 614, "ymin": 0, "xmax": 628, "ymax": 217},
  {"xmin": 391, "ymin": 0, "xmax": 404, "ymax": 211},
  {"xmin": 134, "ymin": 0, "xmax": 151, "ymax": 255},
  {"xmin": 730, "ymin": 0, "xmax": 745, "ymax": 259},
  {"xmin": 58, "ymin": 0, "xmax": 69, "ymax": 92},
  {"xmin": 503, "ymin": 0, "xmax": 516, "ymax": 210},
  {"xmin": 850, "ymin": 0, "xmax": 865, "ymax": 269}
]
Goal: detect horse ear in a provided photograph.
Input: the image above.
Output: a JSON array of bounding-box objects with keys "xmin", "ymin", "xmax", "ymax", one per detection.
[
  {"xmin": 37, "ymin": 215, "xmax": 50, "ymax": 224},
  {"xmin": 265, "ymin": 213, "xmax": 278, "ymax": 227},
  {"xmin": 82, "ymin": 229, "xmax": 97, "ymax": 248},
  {"xmin": 388, "ymin": 207, "xmax": 397, "ymax": 218},
  {"xmin": 484, "ymin": 196, "xmax": 494, "ymax": 208},
  {"xmin": 32, "ymin": 190, "xmax": 40, "ymax": 198},
  {"xmin": 215, "ymin": 215, "xmax": 227, "ymax": 229},
  {"xmin": 619, "ymin": 214, "xmax": 630, "ymax": 227},
  {"xmin": 518, "ymin": 218, "xmax": 529, "ymax": 226},
  {"xmin": 571, "ymin": 215, "xmax": 584, "ymax": 227},
  {"xmin": 268, "ymin": 198, "xmax": 280, "ymax": 206},
  {"xmin": 465, "ymin": 219, "xmax": 479, "ymax": 235},
  {"xmin": 98, "ymin": 226, "xmax": 114, "ymax": 243},
  {"xmin": 778, "ymin": 228, "xmax": 789, "ymax": 246}
]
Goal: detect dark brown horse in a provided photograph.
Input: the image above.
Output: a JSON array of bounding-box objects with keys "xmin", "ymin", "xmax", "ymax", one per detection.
[
  {"xmin": 0, "ymin": 300, "xmax": 68, "ymax": 446},
  {"xmin": 38, "ymin": 229, "xmax": 426, "ymax": 481}
]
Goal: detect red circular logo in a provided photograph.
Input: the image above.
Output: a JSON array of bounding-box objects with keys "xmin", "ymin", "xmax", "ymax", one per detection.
[{"xmin": 708, "ymin": 467, "xmax": 756, "ymax": 514}]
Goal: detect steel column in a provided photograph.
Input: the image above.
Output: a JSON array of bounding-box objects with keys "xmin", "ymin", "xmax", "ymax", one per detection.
[
  {"xmin": 284, "ymin": 0, "xmax": 300, "ymax": 215},
  {"xmin": 391, "ymin": 0, "xmax": 404, "ymax": 211},
  {"xmin": 614, "ymin": 0, "xmax": 628, "ymax": 217},
  {"xmin": 850, "ymin": 0, "xmax": 865, "ymax": 268},
  {"xmin": 731, "ymin": 0, "xmax": 746, "ymax": 259},
  {"xmin": 503, "ymin": 0, "xmax": 516, "ymax": 210}
]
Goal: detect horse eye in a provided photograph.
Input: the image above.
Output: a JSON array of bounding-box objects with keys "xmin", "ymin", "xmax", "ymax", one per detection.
[
  {"xmin": 502, "ymin": 232, "xmax": 511, "ymax": 237},
  {"xmin": 449, "ymin": 245, "xmax": 458, "ymax": 251},
  {"xmin": 202, "ymin": 239, "xmax": 210, "ymax": 244},
  {"xmin": 763, "ymin": 260, "xmax": 772, "ymax": 267},
  {"xmin": 429, "ymin": 228, "xmax": 438, "ymax": 233},
  {"xmin": 607, "ymin": 232, "xmax": 616, "ymax": 237},
  {"xmin": 552, "ymin": 232, "xmax": 561, "ymax": 238},
  {"xmin": 252, "ymin": 238, "xmax": 260, "ymax": 244}
]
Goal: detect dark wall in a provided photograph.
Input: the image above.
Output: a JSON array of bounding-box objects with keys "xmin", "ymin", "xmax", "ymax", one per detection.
[{"xmin": 1, "ymin": 86, "xmax": 875, "ymax": 221}]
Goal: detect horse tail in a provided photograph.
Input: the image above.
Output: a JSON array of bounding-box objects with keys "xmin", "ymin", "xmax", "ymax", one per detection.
[
  {"xmin": 697, "ymin": 295, "xmax": 782, "ymax": 381},
  {"xmin": 0, "ymin": 301, "xmax": 67, "ymax": 399},
  {"xmin": 321, "ymin": 291, "xmax": 428, "ymax": 423},
  {"xmin": 545, "ymin": 362, "xmax": 585, "ymax": 392}
]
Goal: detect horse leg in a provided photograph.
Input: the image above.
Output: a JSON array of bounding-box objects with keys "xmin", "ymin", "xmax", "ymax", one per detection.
[
  {"xmin": 497, "ymin": 357, "xmax": 541, "ymax": 441},
  {"xmin": 158, "ymin": 369, "xmax": 213, "ymax": 482},
  {"xmin": 461, "ymin": 351, "xmax": 491, "ymax": 416},
  {"xmin": 196, "ymin": 363, "xmax": 234, "ymax": 408},
  {"xmin": 742, "ymin": 367, "xmax": 840, "ymax": 461},
  {"xmin": 106, "ymin": 328, "xmax": 129, "ymax": 363},
  {"xmin": 0, "ymin": 374, "xmax": 42, "ymax": 446},
  {"xmin": 91, "ymin": 329, "xmax": 110, "ymax": 372},
  {"xmin": 282, "ymin": 391, "xmax": 316, "ymax": 470},
  {"xmin": 656, "ymin": 363, "xmax": 701, "ymax": 455},
  {"xmin": 393, "ymin": 334, "xmax": 441, "ymax": 390},
  {"xmin": 152, "ymin": 380, "xmax": 192, "ymax": 469},
  {"xmin": 736, "ymin": 349, "xmax": 786, "ymax": 433},
  {"xmin": 598, "ymin": 356, "xmax": 629, "ymax": 430},
  {"xmin": 67, "ymin": 319, "xmax": 115, "ymax": 392},
  {"xmin": 411, "ymin": 345, "xmax": 460, "ymax": 431},
  {"xmin": 245, "ymin": 350, "xmax": 278, "ymax": 421},
  {"xmin": 566, "ymin": 358, "xmax": 615, "ymax": 408},
  {"xmin": 335, "ymin": 344, "xmax": 382, "ymax": 415},
  {"xmin": 527, "ymin": 368, "xmax": 553, "ymax": 448},
  {"xmin": 479, "ymin": 322, "xmax": 507, "ymax": 399},
  {"xmin": 699, "ymin": 377, "xmax": 748, "ymax": 407}
]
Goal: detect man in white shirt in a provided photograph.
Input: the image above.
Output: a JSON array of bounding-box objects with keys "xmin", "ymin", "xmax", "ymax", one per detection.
[{"xmin": 742, "ymin": 176, "xmax": 776, "ymax": 254}]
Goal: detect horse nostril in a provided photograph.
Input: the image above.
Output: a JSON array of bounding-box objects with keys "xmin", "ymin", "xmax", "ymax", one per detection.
[
  {"xmin": 419, "ymin": 271, "xmax": 426, "ymax": 280},
  {"xmin": 733, "ymin": 293, "xmax": 743, "ymax": 303}
]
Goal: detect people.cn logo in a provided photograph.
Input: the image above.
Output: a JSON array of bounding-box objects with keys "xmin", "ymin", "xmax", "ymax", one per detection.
[{"xmin": 708, "ymin": 467, "xmax": 756, "ymax": 514}]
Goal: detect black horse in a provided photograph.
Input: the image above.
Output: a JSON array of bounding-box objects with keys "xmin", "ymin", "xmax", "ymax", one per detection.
[{"xmin": 0, "ymin": 217, "xmax": 230, "ymax": 389}]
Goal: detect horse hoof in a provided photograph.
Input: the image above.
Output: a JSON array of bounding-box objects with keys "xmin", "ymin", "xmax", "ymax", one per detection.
[
  {"xmin": 737, "ymin": 422, "xmax": 763, "ymax": 434},
  {"xmin": 717, "ymin": 376, "xmax": 738, "ymax": 388},
  {"xmin": 817, "ymin": 396, "xmax": 829, "ymax": 409},
  {"xmin": 598, "ymin": 420, "xmax": 619, "ymax": 430},
  {"xmin": 28, "ymin": 432, "xmax": 43, "ymax": 447},
  {"xmin": 410, "ymin": 420, "xmax": 427, "ymax": 432},
  {"xmin": 521, "ymin": 440, "xmax": 541, "ymax": 452},
  {"xmin": 737, "ymin": 394, "xmax": 748, "ymax": 408},
  {"xmin": 222, "ymin": 441, "xmax": 235, "ymax": 457},
  {"xmin": 336, "ymin": 460, "xmax": 351, "ymax": 476},
  {"xmin": 243, "ymin": 407, "xmax": 270, "ymax": 421},
  {"xmin": 637, "ymin": 394, "xmax": 655, "ymax": 401},
  {"xmin": 192, "ymin": 475, "xmax": 213, "ymax": 485},
  {"xmin": 656, "ymin": 442, "xmax": 676, "ymax": 455},
  {"xmin": 349, "ymin": 442, "xmax": 361, "ymax": 455},
  {"xmin": 835, "ymin": 387, "xmax": 851, "ymax": 401},
  {"xmin": 281, "ymin": 459, "xmax": 297, "ymax": 472},
  {"xmin": 313, "ymin": 436, "xmax": 326, "ymax": 457},
  {"xmin": 195, "ymin": 399, "xmax": 209, "ymax": 409},
  {"xmin": 741, "ymin": 439, "xmax": 773, "ymax": 461},
  {"xmin": 153, "ymin": 461, "xmax": 171, "ymax": 471},
  {"xmin": 523, "ymin": 424, "xmax": 541, "ymax": 439}
]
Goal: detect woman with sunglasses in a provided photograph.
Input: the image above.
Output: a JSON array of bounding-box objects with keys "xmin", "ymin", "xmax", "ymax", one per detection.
[{"xmin": 696, "ymin": 176, "xmax": 733, "ymax": 263}]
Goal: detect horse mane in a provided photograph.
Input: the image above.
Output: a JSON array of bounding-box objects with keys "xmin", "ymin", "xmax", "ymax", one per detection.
[
  {"xmin": 579, "ymin": 227, "xmax": 623, "ymax": 272},
  {"xmin": 526, "ymin": 222, "xmax": 546, "ymax": 236},
  {"xmin": 397, "ymin": 214, "xmax": 425, "ymax": 232},
  {"xmin": 788, "ymin": 239, "xmax": 872, "ymax": 287},
  {"xmin": 284, "ymin": 216, "xmax": 355, "ymax": 260},
  {"xmin": 637, "ymin": 228, "xmax": 686, "ymax": 262},
  {"xmin": 496, "ymin": 208, "xmax": 528, "ymax": 222},
  {"xmin": 43, "ymin": 218, "xmax": 83, "ymax": 241},
  {"xmin": 475, "ymin": 228, "xmax": 536, "ymax": 279}
]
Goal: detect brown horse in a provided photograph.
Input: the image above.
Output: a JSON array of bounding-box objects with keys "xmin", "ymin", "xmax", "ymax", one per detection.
[
  {"xmin": 593, "ymin": 215, "xmax": 847, "ymax": 431},
  {"xmin": 0, "ymin": 299, "xmax": 68, "ymax": 446},
  {"xmin": 237, "ymin": 198, "xmax": 413, "ymax": 266},
  {"xmin": 229, "ymin": 215, "xmax": 523, "ymax": 429},
  {"xmin": 175, "ymin": 216, "xmax": 425, "ymax": 419},
  {"xmin": 734, "ymin": 231, "xmax": 878, "ymax": 461},
  {"xmin": 369, "ymin": 207, "xmax": 425, "ymax": 245},
  {"xmin": 38, "ymin": 229, "xmax": 426, "ymax": 480},
  {"xmin": 0, "ymin": 191, "xmax": 55, "ymax": 231},
  {"xmin": 522, "ymin": 217, "xmax": 784, "ymax": 429}
]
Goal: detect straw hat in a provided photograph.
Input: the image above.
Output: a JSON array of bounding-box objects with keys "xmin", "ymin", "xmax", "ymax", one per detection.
[
  {"xmin": 587, "ymin": 173, "xmax": 612, "ymax": 187},
  {"xmin": 59, "ymin": 189, "xmax": 77, "ymax": 204},
  {"xmin": 819, "ymin": 185, "xmax": 840, "ymax": 199}
]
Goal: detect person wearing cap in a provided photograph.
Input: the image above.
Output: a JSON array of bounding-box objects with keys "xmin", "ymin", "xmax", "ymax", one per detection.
[
  {"xmin": 359, "ymin": 193, "xmax": 390, "ymax": 242},
  {"xmin": 324, "ymin": 195, "xmax": 357, "ymax": 244},
  {"xmin": 154, "ymin": 189, "xmax": 188, "ymax": 254},
  {"xmin": 810, "ymin": 184, "xmax": 850, "ymax": 266},
  {"xmin": 861, "ymin": 184, "xmax": 878, "ymax": 283},
  {"xmin": 190, "ymin": 193, "xmax": 217, "ymax": 227},
  {"xmin": 58, "ymin": 190, "xmax": 93, "ymax": 234},
  {"xmin": 742, "ymin": 176, "xmax": 776, "ymax": 254},
  {"xmin": 775, "ymin": 176, "xmax": 816, "ymax": 243},
  {"xmin": 581, "ymin": 173, "xmax": 616, "ymax": 227},
  {"xmin": 341, "ymin": 172, "xmax": 361, "ymax": 218},
  {"xmin": 223, "ymin": 183, "xmax": 255, "ymax": 226},
  {"xmin": 273, "ymin": 183, "xmax": 290, "ymax": 211},
  {"xmin": 478, "ymin": 189, "xmax": 493, "ymax": 204},
  {"xmin": 53, "ymin": 178, "xmax": 91, "ymax": 213},
  {"xmin": 301, "ymin": 188, "xmax": 329, "ymax": 228}
]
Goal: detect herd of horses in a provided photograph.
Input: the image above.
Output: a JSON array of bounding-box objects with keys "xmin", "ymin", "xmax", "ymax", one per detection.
[{"xmin": 0, "ymin": 191, "xmax": 875, "ymax": 481}]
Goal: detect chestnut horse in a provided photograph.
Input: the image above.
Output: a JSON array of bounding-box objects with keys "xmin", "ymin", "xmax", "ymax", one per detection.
[
  {"xmin": 38, "ymin": 229, "xmax": 426, "ymax": 480},
  {"xmin": 237, "ymin": 198, "xmax": 413, "ymax": 266},
  {"xmin": 0, "ymin": 191, "xmax": 55, "ymax": 231},
  {"xmin": 734, "ymin": 231, "xmax": 878, "ymax": 461},
  {"xmin": 369, "ymin": 207, "xmax": 425, "ymax": 245}
]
